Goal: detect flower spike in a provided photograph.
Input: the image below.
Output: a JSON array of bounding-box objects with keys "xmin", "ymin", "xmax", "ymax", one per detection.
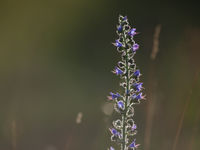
[{"xmin": 107, "ymin": 15, "xmax": 145, "ymax": 150}]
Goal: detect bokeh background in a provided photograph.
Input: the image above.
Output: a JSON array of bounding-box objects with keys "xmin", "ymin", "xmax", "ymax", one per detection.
[{"xmin": 0, "ymin": 0, "xmax": 200, "ymax": 150}]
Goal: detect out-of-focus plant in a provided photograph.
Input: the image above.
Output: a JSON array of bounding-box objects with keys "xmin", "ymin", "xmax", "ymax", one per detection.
[{"xmin": 107, "ymin": 15, "xmax": 145, "ymax": 150}]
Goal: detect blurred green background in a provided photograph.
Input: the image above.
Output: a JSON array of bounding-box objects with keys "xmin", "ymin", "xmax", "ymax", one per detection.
[{"xmin": 0, "ymin": 0, "xmax": 200, "ymax": 150}]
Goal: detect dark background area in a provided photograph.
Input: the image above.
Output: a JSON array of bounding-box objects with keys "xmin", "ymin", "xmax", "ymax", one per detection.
[{"xmin": 0, "ymin": 0, "xmax": 200, "ymax": 150}]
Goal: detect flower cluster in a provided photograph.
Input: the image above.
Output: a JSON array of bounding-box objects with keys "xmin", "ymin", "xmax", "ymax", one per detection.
[{"xmin": 107, "ymin": 15, "xmax": 145, "ymax": 150}]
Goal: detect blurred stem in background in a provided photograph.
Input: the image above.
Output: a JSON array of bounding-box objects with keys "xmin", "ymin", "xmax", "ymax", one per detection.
[
  {"xmin": 172, "ymin": 72, "xmax": 199, "ymax": 150},
  {"xmin": 11, "ymin": 120, "xmax": 17, "ymax": 150},
  {"xmin": 144, "ymin": 24, "xmax": 161, "ymax": 150}
]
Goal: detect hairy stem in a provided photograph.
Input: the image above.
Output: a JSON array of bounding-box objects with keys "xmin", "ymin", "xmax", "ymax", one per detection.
[{"xmin": 121, "ymin": 34, "xmax": 130, "ymax": 150}]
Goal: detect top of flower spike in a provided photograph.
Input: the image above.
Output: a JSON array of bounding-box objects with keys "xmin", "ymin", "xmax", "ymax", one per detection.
[
  {"xmin": 117, "ymin": 15, "xmax": 139, "ymax": 38},
  {"xmin": 115, "ymin": 15, "xmax": 140, "ymax": 54},
  {"xmin": 119, "ymin": 15, "xmax": 128, "ymax": 22}
]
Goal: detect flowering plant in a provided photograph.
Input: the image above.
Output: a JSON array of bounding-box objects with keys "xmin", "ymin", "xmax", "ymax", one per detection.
[{"xmin": 107, "ymin": 15, "xmax": 145, "ymax": 150}]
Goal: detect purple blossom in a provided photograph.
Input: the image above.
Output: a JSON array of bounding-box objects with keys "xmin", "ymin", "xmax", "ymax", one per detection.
[
  {"xmin": 117, "ymin": 25, "xmax": 123, "ymax": 32},
  {"xmin": 129, "ymin": 139, "xmax": 136, "ymax": 148},
  {"xmin": 129, "ymin": 139, "xmax": 140, "ymax": 148},
  {"xmin": 133, "ymin": 82, "xmax": 143, "ymax": 92},
  {"xmin": 109, "ymin": 128, "xmax": 121, "ymax": 138},
  {"xmin": 113, "ymin": 67, "xmax": 123, "ymax": 75},
  {"xmin": 131, "ymin": 124, "xmax": 137, "ymax": 131},
  {"xmin": 107, "ymin": 92, "xmax": 121, "ymax": 100},
  {"xmin": 132, "ymin": 43, "xmax": 139, "ymax": 52},
  {"xmin": 110, "ymin": 146, "xmax": 115, "ymax": 150},
  {"xmin": 136, "ymin": 93, "xmax": 145, "ymax": 100},
  {"xmin": 117, "ymin": 101, "xmax": 124, "ymax": 109},
  {"xmin": 113, "ymin": 40, "xmax": 122, "ymax": 47},
  {"xmin": 133, "ymin": 69, "xmax": 141, "ymax": 77},
  {"xmin": 110, "ymin": 128, "xmax": 118, "ymax": 136},
  {"xmin": 131, "ymin": 93, "xmax": 145, "ymax": 101},
  {"xmin": 123, "ymin": 16, "xmax": 127, "ymax": 20},
  {"xmin": 128, "ymin": 28, "xmax": 136, "ymax": 37}
]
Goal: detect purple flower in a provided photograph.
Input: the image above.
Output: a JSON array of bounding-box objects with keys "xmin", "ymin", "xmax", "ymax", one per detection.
[
  {"xmin": 136, "ymin": 93, "xmax": 145, "ymax": 100},
  {"xmin": 107, "ymin": 92, "xmax": 121, "ymax": 100},
  {"xmin": 110, "ymin": 146, "xmax": 115, "ymax": 150},
  {"xmin": 132, "ymin": 43, "xmax": 139, "ymax": 52},
  {"xmin": 133, "ymin": 69, "xmax": 141, "ymax": 77},
  {"xmin": 129, "ymin": 139, "xmax": 140, "ymax": 148},
  {"xmin": 109, "ymin": 128, "xmax": 121, "ymax": 138},
  {"xmin": 129, "ymin": 139, "xmax": 136, "ymax": 148},
  {"xmin": 131, "ymin": 124, "xmax": 137, "ymax": 131},
  {"xmin": 113, "ymin": 40, "xmax": 122, "ymax": 47},
  {"xmin": 131, "ymin": 93, "xmax": 145, "ymax": 101},
  {"xmin": 117, "ymin": 101, "xmax": 124, "ymax": 109},
  {"xmin": 133, "ymin": 83, "xmax": 143, "ymax": 92},
  {"xmin": 117, "ymin": 25, "xmax": 123, "ymax": 32},
  {"xmin": 123, "ymin": 16, "xmax": 127, "ymax": 20},
  {"xmin": 113, "ymin": 67, "xmax": 123, "ymax": 75},
  {"xmin": 110, "ymin": 128, "xmax": 118, "ymax": 136},
  {"xmin": 128, "ymin": 28, "xmax": 136, "ymax": 37}
]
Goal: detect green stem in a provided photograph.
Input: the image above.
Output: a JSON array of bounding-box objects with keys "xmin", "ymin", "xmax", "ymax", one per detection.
[{"xmin": 121, "ymin": 33, "xmax": 130, "ymax": 150}]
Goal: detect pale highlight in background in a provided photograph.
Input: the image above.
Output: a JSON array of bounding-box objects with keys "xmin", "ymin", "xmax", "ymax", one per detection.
[
  {"xmin": 144, "ymin": 24, "xmax": 161, "ymax": 150},
  {"xmin": 102, "ymin": 103, "xmax": 114, "ymax": 116},
  {"xmin": 76, "ymin": 112, "xmax": 83, "ymax": 124},
  {"xmin": 151, "ymin": 24, "xmax": 162, "ymax": 60}
]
